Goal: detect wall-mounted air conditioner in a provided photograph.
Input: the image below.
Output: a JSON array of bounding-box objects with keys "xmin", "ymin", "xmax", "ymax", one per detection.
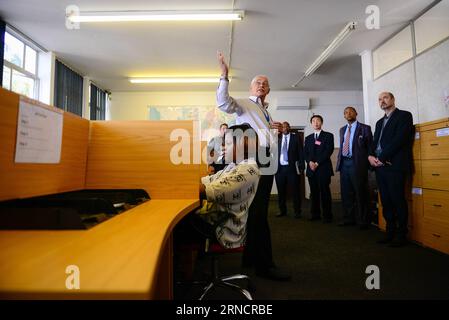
[{"xmin": 276, "ymin": 97, "xmax": 310, "ymax": 110}]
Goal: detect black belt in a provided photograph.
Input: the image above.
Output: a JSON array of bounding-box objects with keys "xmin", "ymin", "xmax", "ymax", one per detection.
[{"xmin": 342, "ymin": 156, "xmax": 353, "ymax": 160}]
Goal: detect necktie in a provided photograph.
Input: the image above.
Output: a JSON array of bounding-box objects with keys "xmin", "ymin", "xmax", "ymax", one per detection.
[
  {"xmin": 342, "ymin": 125, "xmax": 351, "ymax": 156},
  {"xmin": 376, "ymin": 116, "xmax": 389, "ymax": 156},
  {"xmin": 315, "ymin": 133, "xmax": 318, "ymax": 141},
  {"xmin": 282, "ymin": 136, "xmax": 288, "ymax": 162}
]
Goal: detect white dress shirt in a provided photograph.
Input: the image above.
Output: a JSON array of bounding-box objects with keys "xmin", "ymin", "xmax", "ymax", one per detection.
[
  {"xmin": 216, "ymin": 78, "xmax": 276, "ymax": 148},
  {"xmin": 280, "ymin": 133, "xmax": 290, "ymax": 165}
]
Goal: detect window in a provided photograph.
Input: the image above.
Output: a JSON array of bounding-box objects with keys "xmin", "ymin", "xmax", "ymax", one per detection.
[
  {"xmin": 54, "ymin": 59, "xmax": 83, "ymax": 116},
  {"xmin": 414, "ymin": 0, "xmax": 449, "ymax": 55},
  {"xmin": 90, "ymin": 83, "xmax": 107, "ymax": 120},
  {"xmin": 2, "ymin": 31, "xmax": 38, "ymax": 99},
  {"xmin": 372, "ymin": 26, "xmax": 414, "ymax": 79}
]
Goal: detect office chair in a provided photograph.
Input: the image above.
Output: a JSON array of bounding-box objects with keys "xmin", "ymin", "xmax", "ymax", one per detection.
[{"xmin": 181, "ymin": 212, "xmax": 254, "ymax": 300}]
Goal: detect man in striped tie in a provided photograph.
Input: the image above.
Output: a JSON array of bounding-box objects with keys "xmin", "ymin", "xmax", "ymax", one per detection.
[{"xmin": 336, "ymin": 106, "xmax": 373, "ymax": 229}]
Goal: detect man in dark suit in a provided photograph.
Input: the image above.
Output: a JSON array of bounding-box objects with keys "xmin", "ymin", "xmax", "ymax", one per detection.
[
  {"xmin": 304, "ymin": 115, "xmax": 334, "ymax": 223},
  {"xmin": 369, "ymin": 92, "xmax": 414, "ymax": 247},
  {"xmin": 336, "ymin": 107, "xmax": 373, "ymax": 229},
  {"xmin": 275, "ymin": 121, "xmax": 305, "ymax": 219}
]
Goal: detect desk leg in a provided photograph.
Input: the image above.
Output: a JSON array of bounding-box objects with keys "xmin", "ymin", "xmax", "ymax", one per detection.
[{"xmin": 156, "ymin": 234, "xmax": 173, "ymax": 299}]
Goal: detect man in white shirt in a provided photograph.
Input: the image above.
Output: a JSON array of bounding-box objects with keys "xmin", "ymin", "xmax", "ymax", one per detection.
[
  {"xmin": 215, "ymin": 52, "xmax": 291, "ymax": 281},
  {"xmin": 275, "ymin": 121, "xmax": 305, "ymax": 219},
  {"xmin": 304, "ymin": 115, "xmax": 335, "ymax": 223}
]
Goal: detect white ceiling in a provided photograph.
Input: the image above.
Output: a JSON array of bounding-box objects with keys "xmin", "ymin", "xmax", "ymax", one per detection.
[{"xmin": 0, "ymin": 0, "xmax": 436, "ymax": 92}]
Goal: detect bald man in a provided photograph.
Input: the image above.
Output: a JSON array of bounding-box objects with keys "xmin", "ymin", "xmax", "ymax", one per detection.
[
  {"xmin": 216, "ymin": 52, "xmax": 290, "ymax": 281},
  {"xmin": 369, "ymin": 92, "xmax": 414, "ymax": 247}
]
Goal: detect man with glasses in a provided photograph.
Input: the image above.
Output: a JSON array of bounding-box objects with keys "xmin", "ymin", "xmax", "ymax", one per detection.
[{"xmin": 215, "ymin": 52, "xmax": 290, "ymax": 281}]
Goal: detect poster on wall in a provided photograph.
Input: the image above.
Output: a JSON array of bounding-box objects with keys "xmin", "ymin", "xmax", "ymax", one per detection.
[{"xmin": 148, "ymin": 105, "xmax": 236, "ymax": 141}]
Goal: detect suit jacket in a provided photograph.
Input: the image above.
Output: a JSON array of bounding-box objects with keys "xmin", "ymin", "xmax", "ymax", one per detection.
[
  {"xmin": 336, "ymin": 122, "xmax": 373, "ymax": 174},
  {"xmin": 370, "ymin": 108, "xmax": 414, "ymax": 173},
  {"xmin": 304, "ymin": 131, "xmax": 334, "ymax": 178},
  {"xmin": 277, "ymin": 132, "xmax": 305, "ymax": 173}
]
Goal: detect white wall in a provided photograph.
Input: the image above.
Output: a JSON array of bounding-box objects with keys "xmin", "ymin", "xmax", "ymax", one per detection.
[
  {"xmin": 109, "ymin": 90, "xmax": 364, "ymax": 146},
  {"xmin": 109, "ymin": 89, "xmax": 363, "ymax": 197},
  {"xmin": 37, "ymin": 51, "xmax": 55, "ymax": 105},
  {"xmin": 364, "ymin": 38, "xmax": 449, "ymax": 128}
]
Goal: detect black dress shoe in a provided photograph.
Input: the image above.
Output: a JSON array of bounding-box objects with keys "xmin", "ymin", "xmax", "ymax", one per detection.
[
  {"xmin": 294, "ymin": 213, "xmax": 302, "ymax": 219},
  {"xmin": 388, "ymin": 238, "xmax": 408, "ymax": 247},
  {"xmin": 308, "ymin": 216, "xmax": 320, "ymax": 221},
  {"xmin": 338, "ymin": 222, "xmax": 356, "ymax": 226},
  {"xmin": 359, "ymin": 224, "xmax": 370, "ymax": 230},
  {"xmin": 256, "ymin": 267, "xmax": 291, "ymax": 281},
  {"xmin": 322, "ymin": 218, "xmax": 333, "ymax": 224},
  {"xmin": 276, "ymin": 213, "xmax": 286, "ymax": 217},
  {"xmin": 377, "ymin": 236, "xmax": 394, "ymax": 244}
]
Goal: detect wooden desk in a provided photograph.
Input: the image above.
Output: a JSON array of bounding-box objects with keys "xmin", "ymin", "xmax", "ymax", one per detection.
[{"xmin": 0, "ymin": 199, "xmax": 199, "ymax": 299}]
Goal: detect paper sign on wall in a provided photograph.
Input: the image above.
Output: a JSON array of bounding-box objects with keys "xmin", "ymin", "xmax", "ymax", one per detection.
[
  {"xmin": 415, "ymin": 132, "xmax": 420, "ymax": 140},
  {"xmin": 14, "ymin": 97, "xmax": 63, "ymax": 164},
  {"xmin": 436, "ymin": 128, "xmax": 449, "ymax": 137},
  {"xmin": 411, "ymin": 188, "xmax": 422, "ymax": 195}
]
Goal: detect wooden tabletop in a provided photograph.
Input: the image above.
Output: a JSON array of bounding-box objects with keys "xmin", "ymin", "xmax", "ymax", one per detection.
[{"xmin": 0, "ymin": 198, "xmax": 199, "ymax": 299}]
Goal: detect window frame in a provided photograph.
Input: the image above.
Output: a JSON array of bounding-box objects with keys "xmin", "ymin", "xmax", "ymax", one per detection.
[
  {"xmin": 2, "ymin": 31, "xmax": 40, "ymax": 99},
  {"xmin": 371, "ymin": 0, "xmax": 449, "ymax": 81},
  {"xmin": 89, "ymin": 82, "xmax": 107, "ymax": 120}
]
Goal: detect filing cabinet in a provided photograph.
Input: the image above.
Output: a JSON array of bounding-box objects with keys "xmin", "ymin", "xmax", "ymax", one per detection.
[
  {"xmin": 419, "ymin": 118, "xmax": 449, "ymax": 255},
  {"xmin": 370, "ymin": 118, "xmax": 449, "ymax": 254}
]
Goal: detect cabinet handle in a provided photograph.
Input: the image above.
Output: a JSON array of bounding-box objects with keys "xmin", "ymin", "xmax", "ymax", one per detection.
[
  {"xmin": 430, "ymin": 143, "xmax": 439, "ymax": 146},
  {"xmin": 432, "ymin": 173, "xmax": 440, "ymax": 176},
  {"xmin": 433, "ymin": 204, "xmax": 442, "ymax": 208},
  {"xmin": 432, "ymin": 233, "xmax": 441, "ymax": 238}
]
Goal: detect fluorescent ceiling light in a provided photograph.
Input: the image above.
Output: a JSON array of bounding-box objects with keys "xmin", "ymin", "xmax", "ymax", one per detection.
[
  {"xmin": 67, "ymin": 10, "xmax": 245, "ymax": 23},
  {"xmin": 129, "ymin": 77, "xmax": 230, "ymax": 84},
  {"xmin": 292, "ymin": 22, "xmax": 357, "ymax": 87}
]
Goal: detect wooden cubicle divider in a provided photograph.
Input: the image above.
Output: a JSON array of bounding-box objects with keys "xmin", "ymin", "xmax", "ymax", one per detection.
[
  {"xmin": 0, "ymin": 88, "xmax": 201, "ymax": 299},
  {"xmin": 85, "ymin": 120, "xmax": 201, "ymax": 199},
  {"xmin": 0, "ymin": 87, "xmax": 200, "ymax": 201},
  {"xmin": 0, "ymin": 88, "xmax": 90, "ymax": 201}
]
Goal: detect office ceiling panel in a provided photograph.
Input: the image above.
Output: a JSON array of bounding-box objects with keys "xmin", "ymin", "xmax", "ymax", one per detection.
[{"xmin": 0, "ymin": 0, "xmax": 435, "ymax": 91}]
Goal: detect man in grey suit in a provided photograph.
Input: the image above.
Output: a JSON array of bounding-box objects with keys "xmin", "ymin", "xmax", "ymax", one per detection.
[{"xmin": 336, "ymin": 107, "xmax": 373, "ymax": 229}]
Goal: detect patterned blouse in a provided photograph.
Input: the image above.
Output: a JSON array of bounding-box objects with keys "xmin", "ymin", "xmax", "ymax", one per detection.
[{"xmin": 199, "ymin": 158, "xmax": 261, "ymax": 249}]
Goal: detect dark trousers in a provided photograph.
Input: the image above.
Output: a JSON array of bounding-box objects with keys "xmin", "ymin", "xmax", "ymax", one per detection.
[
  {"xmin": 308, "ymin": 173, "xmax": 332, "ymax": 220},
  {"xmin": 340, "ymin": 158, "xmax": 371, "ymax": 226},
  {"xmin": 243, "ymin": 174, "xmax": 275, "ymax": 272},
  {"xmin": 376, "ymin": 168, "xmax": 408, "ymax": 239},
  {"xmin": 275, "ymin": 165, "xmax": 301, "ymax": 215}
]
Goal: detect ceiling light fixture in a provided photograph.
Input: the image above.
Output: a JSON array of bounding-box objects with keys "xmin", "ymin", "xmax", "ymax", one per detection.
[
  {"xmin": 129, "ymin": 77, "xmax": 231, "ymax": 84},
  {"xmin": 67, "ymin": 10, "xmax": 245, "ymax": 23},
  {"xmin": 292, "ymin": 21, "xmax": 357, "ymax": 87}
]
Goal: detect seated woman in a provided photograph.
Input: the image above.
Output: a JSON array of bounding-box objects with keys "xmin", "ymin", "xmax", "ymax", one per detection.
[{"xmin": 197, "ymin": 124, "xmax": 261, "ymax": 249}]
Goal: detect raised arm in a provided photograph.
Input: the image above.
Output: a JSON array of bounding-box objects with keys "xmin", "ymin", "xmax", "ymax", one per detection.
[
  {"xmin": 216, "ymin": 51, "xmax": 243, "ymax": 115},
  {"xmin": 217, "ymin": 51, "xmax": 228, "ymax": 78}
]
